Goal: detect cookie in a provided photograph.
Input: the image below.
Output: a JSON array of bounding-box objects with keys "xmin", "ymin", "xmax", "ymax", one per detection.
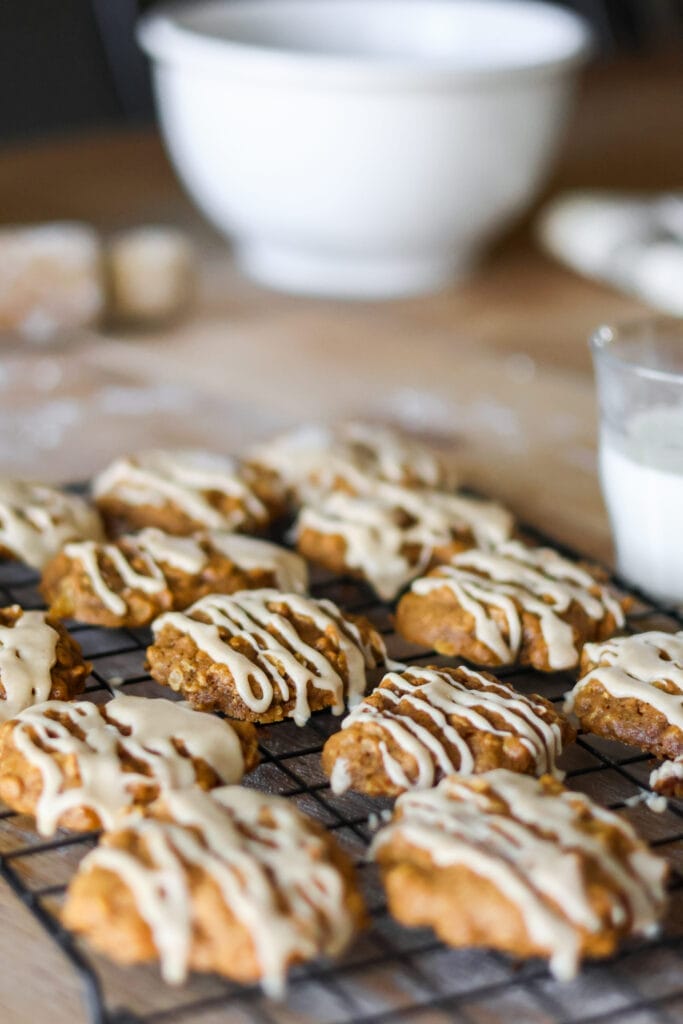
[
  {"xmin": 248, "ymin": 420, "xmax": 456, "ymax": 503},
  {"xmin": 106, "ymin": 226, "xmax": 195, "ymax": 326},
  {"xmin": 0, "ymin": 694, "xmax": 259, "ymax": 834},
  {"xmin": 0, "ymin": 605, "xmax": 90, "ymax": 721},
  {"xmin": 396, "ymin": 540, "xmax": 625, "ymax": 671},
  {"xmin": 296, "ymin": 482, "xmax": 514, "ymax": 601},
  {"xmin": 322, "ymin": 665, "xmax": 574, "ymax": 796},
  {"xmin": 42, "ymin": 529, "xmax": 308, "ymax": 628},
  {"xmin": 650, "ymin": 756, "xmax": 683, "ymax": 800},
  {"xmin": 62, "ymin": 786, "xmax": 365, "ymax": 994},
  {"xmin": 0, "ymin": 479, "xmax": 103, "ymax": 569},
  {"xmin": 147, "ymin": 589, "xmax": 388, "ymax": 725},
  {"xmin": 0, "ymin": 222, "xmax": 104, "ymax": 338},
  {"xmin": 371, "ymin": 770, "xmax": 667, "ymax": 980},
  {"xmin": 93, "ymin": 449, "xmax": 285, "ymax": 537},
  {"xmin": 565, "ymin": 631, "xmax": 683, "ymax": 762}
]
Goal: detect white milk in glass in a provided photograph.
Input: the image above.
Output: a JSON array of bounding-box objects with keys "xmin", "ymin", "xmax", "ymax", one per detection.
[{"xmin": 600, "ymin": 405, "xmax": 683, "ymax": 603}]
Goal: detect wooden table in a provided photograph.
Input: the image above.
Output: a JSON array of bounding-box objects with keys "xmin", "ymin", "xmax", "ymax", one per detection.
[{"xmin": 0, "ymin": 55, "xmax": 681, "ymax": 1024}]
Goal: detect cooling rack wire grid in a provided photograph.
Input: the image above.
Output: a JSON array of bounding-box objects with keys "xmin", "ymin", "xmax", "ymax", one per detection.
[{"xmin": 0, "ymin": 515, "xmax": 681, "ymax": 1024}]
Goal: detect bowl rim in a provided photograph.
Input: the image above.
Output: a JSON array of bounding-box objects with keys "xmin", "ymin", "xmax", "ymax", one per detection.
[{"xmin": 138, "ymin": 0, "xmax": 593, "ymax": 90}]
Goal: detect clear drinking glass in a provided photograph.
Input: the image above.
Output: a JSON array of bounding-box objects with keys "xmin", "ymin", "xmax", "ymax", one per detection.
[{"xmin": 591, "ymin": 315, "xmax": 683, "ymax": 605}]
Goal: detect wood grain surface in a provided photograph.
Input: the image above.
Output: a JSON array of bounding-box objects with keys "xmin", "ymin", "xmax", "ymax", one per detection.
[{"xmin": 0, "ymin": 55, "xmax": 681, "ymax": 1024}]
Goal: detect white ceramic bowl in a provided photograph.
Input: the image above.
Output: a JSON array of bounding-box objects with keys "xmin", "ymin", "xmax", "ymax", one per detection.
[{"xmin": 138, "ymin": 0, "xmax": 591, "ymax": 298}]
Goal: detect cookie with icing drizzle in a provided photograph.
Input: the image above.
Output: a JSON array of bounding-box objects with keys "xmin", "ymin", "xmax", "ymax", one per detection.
[
  {"xmin": 0, "ymin": 479, "xmax": 103, "ymax": 569},
  {"xmin": 62, "ymin": 786, "xmax": 365, "ymax": 995},
  {"xmin": 146, "ymin": 589, "xmax": 389, "ymax": 726},
  {"xmin": 565, "ymin": 631, "xmax": 683, "ymax": 762},
  {"xmin": 370, "ymin": 770, "xmax": 667, "ymax": 980},
  {"xmin": 41, "ymin": 528, "xmax": 308, "ymax": 628},
  {"xmin": 650, "ymin": 756, "xmax": 683, "ymax": 800},
  {"xmin": 322, "ymin": 665, "xmax": 575, "ymax": 796},
  {"xmin": 0, "ymin": 694, "xmax": 259, "ymax": 834},
  {"xmin": 248, "ymin": 420, "xmax": 457, "ymax": 503},
  {"xmin": 295, "ymin": 481, "xmax": 514, "ymax": 601},
  {"xmin": 396, "ymin": 540, "xmax": 626, "ymax": 671},
  {"xmin": 93, "ymin": 449, "xmax": 285, "ymax": 538},
  {"xmin": 0, "ymin": 606, "xmax": 90, "ymax": 721}
]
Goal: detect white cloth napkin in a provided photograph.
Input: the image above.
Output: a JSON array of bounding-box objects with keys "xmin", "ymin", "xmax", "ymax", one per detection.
[{"xmin": 536, "ymin": 191, "xmax": 683, "ymax": 316}]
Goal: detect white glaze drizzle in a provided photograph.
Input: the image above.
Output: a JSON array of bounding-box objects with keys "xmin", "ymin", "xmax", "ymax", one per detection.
[
  {"xmin": 0, "ymin": 610, "xmax": 59, "ymax": 721},
  {"xmin": 342, "ymin": 422, "xmax": 455, "ymax": 488},
  {"xmin": 370, "ymin": 770, "xmax": 667, "ymax": 980},
  {"xmin": 650, "ymin": 756, "xmax": 683, "ymax": 792},
  {"xmin": 566, "ymin": 631, "xmax": 683, "ymax": 731},
  {"xmin": 250, "ymin": 421, "xmax": 455, "ymax": 497},
  {"xmin": 207, "ymin": 533, "xmax": 308, "ymax": 593},
  {"xmin": 0, "ymin": 479, "xmax": 102, "ymax": 569},
  {"xmin": 623, "ymin": 790, "xmax": 667, "ymax": 813},
  {"xmin": 411, "ymin": 541, "xmax": 624, "ymax": 670},
  {"xmin": 329, "ymin": 757, "xmax": 352, "ymax": 794},
  {"xmin": 63, "ymin": 530, "xmax": 308, "ymax": 616},
  {"xmin": 64, "ymin": 539, "xmax": 166, "ymax": 615},
  {"xmin": 9, "ymin": 694, "xmax": 249, "ymax": 834},
  {"xmin": 75, "ymin": 786, "xmax": 357, "ymax": 994},
  {"xmin": 297, "ymin": 482, "xmax": 513, "ymax": 601},
  {"xmin": 152, "ymin": 590, "xmax": 384, "ymax": 726},
  {"xmin": 92, "ymin": 449, "xmax": 268, "ymax": 529},
  {"xmin": 137, "ymin": 531, "xmax": 307, "ymax": 592},
  {"xmin": 134, "ymin": 530, "xmax": 210, "ymax": 574},
  {"xmin": 331, "ymin": 666, "xmax": 565, "ymax": 793}
]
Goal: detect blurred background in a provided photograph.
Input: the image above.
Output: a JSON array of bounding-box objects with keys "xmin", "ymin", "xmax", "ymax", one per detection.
[
  {"xmin": 0, "ymin": 0, "xmax": 681, "ymax": 550},
  {"xmin": 1, "ymin": 0, "xmax": 682, "ymax": 140}
]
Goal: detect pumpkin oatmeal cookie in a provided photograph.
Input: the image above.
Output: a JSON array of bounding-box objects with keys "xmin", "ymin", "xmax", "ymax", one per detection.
[
  {"xmin": 0, "ymin": 694, "xmax": 258, "ymax": 834},
  {"xmin": 62, "ymin": 786, "xmax": 366, "ymax": 995},
  {"xmin": 146, "ymin": 589, "xmax": 389, "ymax": 726},
  {"xmin": 565, "ymin": 631, "xmax": 683, "ymax": 763},
  {"xmin": 295, "ymin": 482, "xmax": 514, "ymax": 601},
  {"xmin": 0, "ymin": 605, "xmax": 90, "ymax": 721},
  {"xmin": 93, "ymin": 449, "xmax": 285, "ymax": 537},
  {"xmin": 371, "ymin": 770, "xmax": 667, "ymax": 980},
  {"xmin": 322, "ymin": 664, "xmax": 575, "ymax": 796},
  {"xmin": 248, "ymin": 420, "xmax": 457, "ymax": 503},
  {"xmin": 0, "ymin": 479, "xmax": 103, "ymax": 569},
  {"xmin": 42, "ymin": 528, "xmax": 308, "ymax": 628},
  {"xmin": 396, "ymin": 540, "xmax": 626, "ymax": 671}
]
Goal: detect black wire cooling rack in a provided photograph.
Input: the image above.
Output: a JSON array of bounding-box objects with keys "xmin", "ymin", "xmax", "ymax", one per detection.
[{"xmin": 0, "ymin": 519, "xmax": 681, "ymax": 1024}]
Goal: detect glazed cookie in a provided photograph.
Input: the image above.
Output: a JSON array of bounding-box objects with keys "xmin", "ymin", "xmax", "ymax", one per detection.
[
  {"xmin": 322, "ymin": 665, "xmax": 574, "ymax": 796},
  {"xmin": 396, "ymin": 540, "xmax": 625, "ymax": 671},
  {"xmin": 295, "ymin": 482, "xmax": 514, "ymax": 601},
  {"xmin": 650, "ymin": 757, "xmax": 683, "ymax": 800},
  {"xmin": 93, "ymin": 449, "xmax": 285, "ymax": 537},
  {"xmin": 0, "ymin": 606, "xmax": 90, "ymax": 721},
  {"xmin": 62, "ymin": 786, "xmax": 365, "ymax": 995},
  {"xmin": 147, "ymin": 589, "xmax": 389, "ymax": 725},
  {"xmin": 565, "ymin": 631, "xmax": 683, "ymax": 762},
  {"xmin": 42, "ymin": 529, "xmax": 308, "ymax": 628},
  {"xmin": 249, "ymin": 420, "xmax": 456, "ymax": 502},
  {"xmin": 0, "ymin": 694, "xmax": 259, "ymax": 834},
  {"xmin": 0, "ymin": 479, "xmax": 103, "ymax": 569},
  {"xmin": 371, "ymin": 770, "xmax": 667, "ymax": 980}
]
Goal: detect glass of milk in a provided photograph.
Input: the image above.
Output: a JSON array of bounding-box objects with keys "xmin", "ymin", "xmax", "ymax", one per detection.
[{"xmin": 592, "ymin": 316, "xmax": 683, "ymax": 605}]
